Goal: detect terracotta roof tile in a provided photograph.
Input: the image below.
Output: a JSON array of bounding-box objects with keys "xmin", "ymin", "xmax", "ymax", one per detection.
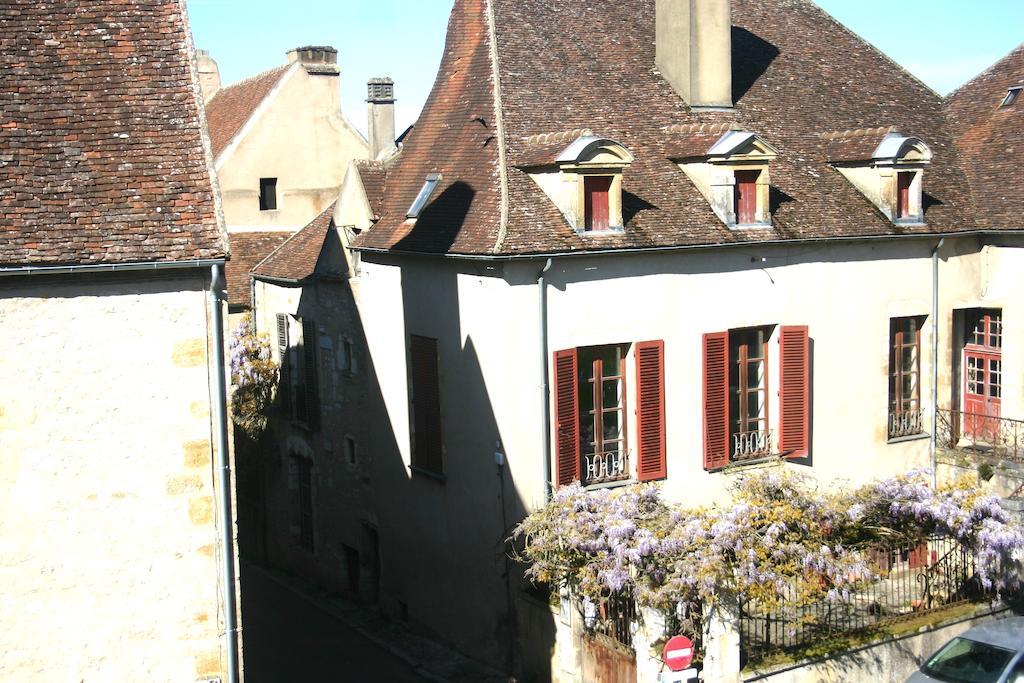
[
  {"xmin": 225, "ymin": 231, "xmax": 292, "ymax": 306},
  {"xmin": 355, "ymin": 160, "xmax": 387, "ymax": 220},
  {"xmin": 205, "ymin": 64, "xmax": 291, "ymax": 159},
  {"xmin": 356, "ymin": 0, "xmax": 975, "ymax": 257},
  {"xmin": 0, "ymin": 0, "xmax": 226, "ymax": 266},
  {"xmin": 945, "ymin": 44, "xmax": 1024, "ymax": 229},
  {"xmin": 252, "ymin": 203, "xmax": 335, "ymax": 282}
]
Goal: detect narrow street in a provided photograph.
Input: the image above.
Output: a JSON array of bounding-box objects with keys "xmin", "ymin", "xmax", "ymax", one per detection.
[{"xmin": 239, "ymin": 563, "xmax": 425, "ymax": 682}]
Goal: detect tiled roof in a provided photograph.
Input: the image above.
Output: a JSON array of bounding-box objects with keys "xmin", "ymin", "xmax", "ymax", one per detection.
[
  {"xmin": 820, "ymin": 127, "xmax": 900, "ymax": 162},
  {"xmin": 205, "ymin": 64, "xmax": 291, "ymax": 159},
  {"xmin": 945, "ymin": 44, "xmax": 1024, "ymax": 229},
  {"xmin": 252, "ymin": 203, "xmax": 335, "ymax": 282},
  {"xmin": 355, "ymin": 0, "xmax": 975, "ymax": 256},
  {"xmin": 0, "ymin": 0, "xmax": 226, "ymax": 266},
  {"xmin": 225, "ymin": 231, "xmax": 292, "ymax": 306},
  {"xmin": 355, "ymin": 160, "xmax": 387, "ymax": 221}
]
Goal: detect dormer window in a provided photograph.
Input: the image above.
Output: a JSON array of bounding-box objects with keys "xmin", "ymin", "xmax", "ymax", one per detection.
[
  {"xmin": 826, "ymin": 129, "xmax": 932, "ymax": 226},
  {"xmin": 1000, "ymin": 87, "xmax": 1022, "ymax": 108},
  {"xmin": 516, "ymin": 134, "xmax": 633, "ymax": 234},
  {"xmin": 672, "ymin": 129, "xmax": 778, "ymax": 229}
]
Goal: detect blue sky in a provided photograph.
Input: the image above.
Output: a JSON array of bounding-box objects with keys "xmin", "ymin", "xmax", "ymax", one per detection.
[{"xmin": 186, "ymin": 1, "xmax": 1023, "ymax": 138}]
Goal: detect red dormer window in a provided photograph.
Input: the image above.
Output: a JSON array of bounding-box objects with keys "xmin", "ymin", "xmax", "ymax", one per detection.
[
  {"xmin": 734, "ymin": 170, "xmax": 760, "ymax": 225},
  {"xmin": 896, "ymin": 171, "xmax": 913, "ymax": 219},
  {"xmin": 584, "ymin": 176, "xmax": 612, "ymax": 231}
]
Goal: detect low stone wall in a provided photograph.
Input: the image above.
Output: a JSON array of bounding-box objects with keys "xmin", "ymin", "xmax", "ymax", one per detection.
[{"xmin": 742, "ymin": 607, "xmax": 1009, "ymax": 683}]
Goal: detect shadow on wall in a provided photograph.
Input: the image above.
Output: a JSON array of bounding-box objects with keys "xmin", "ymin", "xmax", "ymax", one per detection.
[{"xmin": 235, "ymin": 199, "xmax": 557, "ymax": 680}]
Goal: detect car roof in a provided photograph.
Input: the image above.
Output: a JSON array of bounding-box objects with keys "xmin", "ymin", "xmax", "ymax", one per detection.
[{"xmin": 959, "ymin": 616, "xmax": 1024, "ymax": 651}]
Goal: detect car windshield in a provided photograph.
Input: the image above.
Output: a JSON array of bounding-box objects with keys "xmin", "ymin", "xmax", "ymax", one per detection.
[{"xmin": 922, "ymin": 637, "xmax": 1016, "ymax": 683}]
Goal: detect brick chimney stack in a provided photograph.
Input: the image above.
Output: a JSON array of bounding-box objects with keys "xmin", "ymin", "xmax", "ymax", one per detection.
[
  {"xmin": 367, "ymin": 77, "xmax": 397, "ymax": 161},
  {"xmin": 656, "ymin": 0, "xmax": 733, "ymax": 109}
]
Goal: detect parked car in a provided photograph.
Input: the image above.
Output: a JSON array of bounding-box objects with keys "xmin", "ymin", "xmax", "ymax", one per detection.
[{"xmin": 907, "ymin": 617, "xmax": 1024, "ymax": 683}]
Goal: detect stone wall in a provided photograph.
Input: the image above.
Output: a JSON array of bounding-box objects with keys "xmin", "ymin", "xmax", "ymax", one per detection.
[{"xmin": 0, "ymin": 271, "xmax": 232, "ymax": 682}]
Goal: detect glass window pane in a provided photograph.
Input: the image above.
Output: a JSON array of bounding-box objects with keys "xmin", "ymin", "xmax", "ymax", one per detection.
[{"xmin": 922, "ymin": 637, "xmax": 1014, "ymax": 683}]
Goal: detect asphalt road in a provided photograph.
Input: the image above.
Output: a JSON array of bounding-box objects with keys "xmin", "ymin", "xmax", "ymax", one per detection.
[{"xmin": 240, "ymin": 563, "xmax": 425, "ymax": 683}]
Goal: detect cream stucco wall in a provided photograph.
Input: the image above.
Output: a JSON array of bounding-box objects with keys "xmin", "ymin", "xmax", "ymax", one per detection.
[
  {"xmin": 0, "ymin": 272, "xmax": 232, "ymax": 682},
  {"xmin": 347, "ymin": 234, "xmax": 1024, "ymax": 676},
  {"xmin": 216, "ymin": 65, "xmax": 368, "ymax": 230}
]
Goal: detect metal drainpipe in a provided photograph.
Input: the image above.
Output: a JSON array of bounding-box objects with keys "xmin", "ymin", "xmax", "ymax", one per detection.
[
  {"xmin": 538, "ymin": 258, "xmax": 554, "ymax": 502},
  {"xmin": 930, "ymin": 238, "xmax": 945, "ymax": 489},
  {"xmin": 210, "ymin": 263, "xmax": 240, "ymax": 683}
]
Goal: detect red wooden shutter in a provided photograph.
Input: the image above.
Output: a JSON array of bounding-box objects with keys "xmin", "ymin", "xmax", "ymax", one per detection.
[
  {"xmin": 897, "ymin": 172, "xmax": 912, "ymax": 218},
  {"xmin": 410, "ymin": 335, "xmax": 443, "ymax": 474},
  {"xmin": 735, "ymin": 170, "xmax": 759, "ymax": 224},
  {"xmin": 584, "ymin": 176, "xmax": 612, "ymax": 231},
  {"xmin": 702, "ymin": 332, "xmax": 730, "ymax": 470},
  {"xmin": 779, "ymin": 325, "xmax": 810, "ymax": 459},
  {"xmin": 635, "ymin": 340, "xmax": 666, "ymax": 481},
  {"xmin": 553, "ymin": 348, "xmax": 580, "ymax": 487}
]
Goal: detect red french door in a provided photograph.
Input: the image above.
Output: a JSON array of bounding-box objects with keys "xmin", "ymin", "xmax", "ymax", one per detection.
[{"xmin": 963, "ymin": 312, "xmax": 1002, "ymax": 440}]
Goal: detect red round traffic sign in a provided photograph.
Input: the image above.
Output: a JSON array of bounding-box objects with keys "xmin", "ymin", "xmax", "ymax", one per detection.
[{"xmin": 663, "ymin": 635, "xmax": 695, "ymax": 672}]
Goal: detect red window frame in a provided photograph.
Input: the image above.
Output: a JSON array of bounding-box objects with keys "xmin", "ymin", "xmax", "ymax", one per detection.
[
  {"xmin": 896, "ymin": 171, "xmax": 913, "ymax": 219},
  {"xmin": 584, "ymin": 175, "xmax": 612, "ymax": 231},
  {"xmin": 734, "ymin": 170, "xmax": 760, "ymax": 225},
  {"xmin": 889, "ymin": 317, "xmax": 924, "ymax": 438}
]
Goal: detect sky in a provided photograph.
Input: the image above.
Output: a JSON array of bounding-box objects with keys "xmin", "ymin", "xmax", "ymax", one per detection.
[{"xmin": 186, "ymin": 1, "xmax": 1024, "ymax": 139}]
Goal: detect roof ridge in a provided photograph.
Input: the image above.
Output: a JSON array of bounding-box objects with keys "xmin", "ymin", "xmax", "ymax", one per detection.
[
  {"xmin": 524, "ymin": 128, "xmax": 595, "ymax": 146},
  {"xmin": 207, "ymin": 63, "xmax": 291, "ymax": 103},
  {"xmin": 820, "ymin": 126, "xmax": 899, "ymax": 141},
  {"xmin": 945, "ymin": 42, "xmax": 1024, "ymax": 103},
  {"xmin": 662, "ymin": 122, "xmax": 739, "ymax": 135}
]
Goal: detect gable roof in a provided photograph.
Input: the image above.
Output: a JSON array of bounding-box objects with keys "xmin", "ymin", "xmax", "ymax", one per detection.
[
  {"xmin": 225, "ymin": 231, "xmax": 292, "ymax": 306},
  {"xmin": 945, "ymin": 44, "xmax": 1024, "ymax": 229},
  {"xmin": 0, "ymin": 0, "xmax": 226, "ymax": 266},
  {"xmin": 355, "ymin": 0, "xmax": 975, "ymax": 257},
  {"xmin": 355, "ymin": 160, "xmax": 388, "ymax": 221},
  {"xmin": 204, "ymin": 64, "xmax": 292, "ymax": 159},
  {"xmin": 252, "ymin": 203, "xmax": 336, "ymax": 282}
]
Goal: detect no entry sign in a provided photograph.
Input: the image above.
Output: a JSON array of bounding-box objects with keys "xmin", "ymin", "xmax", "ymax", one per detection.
[{"xmin": 663, "ymin": 635, "xmax": 695, "ymax": 672}]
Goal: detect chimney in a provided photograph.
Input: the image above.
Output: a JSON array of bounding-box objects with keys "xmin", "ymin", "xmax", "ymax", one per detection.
[
  {"xmin": 196, "ymin": 49, "xmax": 221, "ymax": 101},
  {"xmin": 367, "ymin": 77, "xmax": 397, "ymax": 161},
  {"xmin": 286, "ymin": 46, "xmax": 340, "ymax": 75},
  {"xmin": 656, "ymin": 0, "xmax": 733, "ymax": 109}
]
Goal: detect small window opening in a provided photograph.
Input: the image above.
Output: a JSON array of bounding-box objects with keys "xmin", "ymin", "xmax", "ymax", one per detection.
[
  {"xmin": 729, "ymin": 327, "xmax": 772, "ymax": 460},
  {"xmin": 577, "ymin": 344, "xmax": 628, "ymax": 483},
  {"xmin": 407, "ymin": 173, "xmax": 441, "ymax": 218},
  {"xmin": 583, "ymin": 176, "xmax": 612, "ymax": 231},
  {"xmin": 340, "ymin": 338, "xmax": 353, "ymax": 373},
  {"xmin": 1000, "ymin": 87, "xmax": 1022, "ymax": 108},
  {"xmin": 896, "ymin": 171, "xmax": 913, "ymax": 219},
  {"xmin": 734, "ymin": 170, "xmax": 760, "ymax": 225},
  {"xmin": 345, "ymin": 436, "xmax": 357, "ymax": 465},
  {"xmin": 259, "ymin": 177, "xmax": 278, "ymax": 211}
]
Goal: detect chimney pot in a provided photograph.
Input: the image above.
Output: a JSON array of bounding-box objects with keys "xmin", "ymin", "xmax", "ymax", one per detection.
[
  {"xmin": 367, "ymin": 76, "xmax": 397, "ymax": 161},
  {"xmin": 286, "ymin": 45, "xmax": 338, "ymax": 66}
]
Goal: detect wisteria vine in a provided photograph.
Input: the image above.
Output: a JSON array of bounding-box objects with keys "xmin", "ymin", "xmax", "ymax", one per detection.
[{"xmin": 228, "ymin": 313, "xmax": 279, "ymax": 439}]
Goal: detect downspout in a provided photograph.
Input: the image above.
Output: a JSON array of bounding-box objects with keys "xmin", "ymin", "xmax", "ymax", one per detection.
[
  {"xmin": 930, "ymin": 238, "xmax": 945, "ymax": 489},
  {"xmin": 210, "ymin": 263, "xmax": 240, "ymax": 683},
  {"xmin": 538, "ymin": 258, "xmax": 554, "ymax": 502}
]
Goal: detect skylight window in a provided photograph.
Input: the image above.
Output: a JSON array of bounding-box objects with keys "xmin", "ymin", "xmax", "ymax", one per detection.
[
  {"xmin": 1000, "ymin": 87, "xmax": 1022, "ymax": 108},
  {"xmin": 406, "ymin": 173, "xmax": 441, "ymax": 218}
]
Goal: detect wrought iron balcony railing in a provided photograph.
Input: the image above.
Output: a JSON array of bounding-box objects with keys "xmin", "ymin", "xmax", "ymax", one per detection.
[
  {"xmin": 936, "ymin": 408, "xmax": 1024, "ymax": 462},
  {"xmin": 889, "ymin": 409, "xmax": 925, "ymax": 439},
  {"xmin": 583, "ymin": 450, "xmax": 630, "ymax": 485},
  {"xmin": 733, "ymin": 428, "xmax": 774, "ymax": 462}
]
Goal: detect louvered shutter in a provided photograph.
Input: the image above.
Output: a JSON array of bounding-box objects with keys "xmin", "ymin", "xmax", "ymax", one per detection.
[
  {"xmin": 635, "ymin": 341, "xmax": 667, "ymax": 481},
  {"xmin": 302, "ymin": 318, "xmax": 320, "ymax": 431},
  {"xmin": 702, "ymin": 332, "xmax": 730, "ymax": 470},
  {"xmin": 276, "ymin": 313, "xmax": 292, "ymax": 417},
  {"xmin": 553, "ymin": 349, "xmax": 580, "ymax": 487},
  {"xmin": 779, "ymin": 325, "xmax": 810, "ymax": 459},
  {"xmin": 410, "ymin": 335, "xmax": 443, "ymax": 474}
]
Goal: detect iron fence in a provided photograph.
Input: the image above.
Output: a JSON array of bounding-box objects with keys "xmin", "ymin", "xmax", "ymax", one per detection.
[
  {"xmin": 591, "ymin": 593, "xmax": 638, "ymax": 648},
  {"xmin": 739, "ymin": 536, "xmax": 992, "ymax": 668},
  {"xmin": 937, "ymin": 409, "xmax": 1024, "ymax": 462}
]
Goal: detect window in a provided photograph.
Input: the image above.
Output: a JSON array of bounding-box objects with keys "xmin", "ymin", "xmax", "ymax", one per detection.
[
  {"xmin": 1001, "ymin": 86, "xmax": 1022, "ymax": 108},
  {"xmin": 259, "ymin": 177, "xmax": 277, "ymax": 211},
  {"xmin": 553, "ymin": 341, "xmax": 665, "ymax": 487},
  {"xmin": 409, "ymin": 334, "xmax": 443, "ymax": 475},
  {"xmin": 889, "ymin": 316, "xmax": 925, "ymax": 439},
  {"xmin": 583, "ymin": 176, "xmax": 613, "ymax": 231},
  {"xmin": 729, "ymin": 327, "xmax": 772, "ymax": 459},
  {"xmin": 734, "ymin": 170, "xmax": 761, "ymax": 225},
  {"xmin": 407, "ymin": 173, "xmax": 441, "ymax": 218},
  {"xmin": 703, "ymin": 326, "xmax": 809, "ymax": 470},
  {"xmin": 340, "ymin": 338, "xmax": 354, "ymax": 374},
  {"xmin": 896, "ymin": 171, "xmax": 913, "ymax": 219},
  {"xmin": 962, "ymin": 309, "xmax": 1002, "ymax": 440},
  {"xmin": 345, "ymin": 436, "xmax": 357, "ymax": 466},
  {"xmin": 275, "ymin": 314, "xmax": 320, "ymax": 429},
  {"xmin": 291, "ymin": 455, "xmax": 314, "ymax": 551}
]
